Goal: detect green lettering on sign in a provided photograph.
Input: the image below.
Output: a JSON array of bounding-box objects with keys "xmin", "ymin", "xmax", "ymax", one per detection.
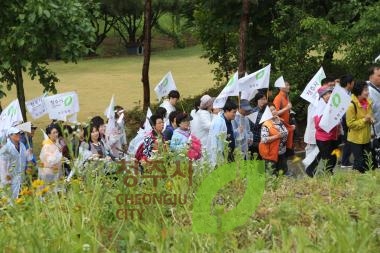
[
  {"xmin": 192, "ymin": 160, "xmax": 265, "ymax": 233},
  {"xmin": 332, "ymin": 94, "xmax": 341, "ymax": 108},
  {"xmin": 64, "ymin": 96, "xmax": 73, "ymax": 107},
  {"xmin": 255, "ymin": 70, "xmax": 265, "ymax": 80}
]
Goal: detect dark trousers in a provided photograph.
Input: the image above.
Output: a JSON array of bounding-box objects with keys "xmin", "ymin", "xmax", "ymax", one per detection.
[
  {"xmin": 341, "ymin": 132, "xmax": 352, "ymax": 166},
  {"xmin": 305, "ymin": 152, "xmax": 321, "ymax": 177},
  {"xmin": 349, "ymin": 141, "xmax": 371, "ymax": 173},
  {"xmin": 265, "ymin": 154, "xmax": 288, "ymax": 176},
  {"xmin": 316, "ymin": 140, "xmax": 337, "ymax": 173}
]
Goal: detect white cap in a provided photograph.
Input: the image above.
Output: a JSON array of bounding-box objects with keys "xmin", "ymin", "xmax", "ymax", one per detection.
[{"xmin": 7, "ymin": 127, "xmax": 22, "ymax": 136}]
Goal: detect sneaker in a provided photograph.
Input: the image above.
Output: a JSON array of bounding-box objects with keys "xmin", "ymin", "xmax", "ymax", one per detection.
[{"xmin": 341, "ymin": 163, "xmax": 353, "ymax": 169}]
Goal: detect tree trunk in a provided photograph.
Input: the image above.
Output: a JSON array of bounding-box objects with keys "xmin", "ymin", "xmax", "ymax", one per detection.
[
  {"xmin": 238, "ymin": 0, "xmax": 249, "ymax": 79},
  {"xmin": 15, "ymin": 65, "xmax": 27, "ymax": 121},
  {"xmin": 142, "ymin": 0, "xmax": 152, "ymax": 112}
]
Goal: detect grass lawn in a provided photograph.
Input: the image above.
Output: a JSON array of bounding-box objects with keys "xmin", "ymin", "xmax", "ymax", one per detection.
[{"xmin": 1, "ymin": 45, "xmax": 214, "ymax": 130}]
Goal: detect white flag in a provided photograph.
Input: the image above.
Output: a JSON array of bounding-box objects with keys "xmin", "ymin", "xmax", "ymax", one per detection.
[
  {"xmin": 213, "ymin": 71, "xmax": 239, "ymax": 108},
  {"xmin": 0, "ymin": 99, "xmax": 24, "ymax": 139},
  {"xmin": 154, "ymin": 71, "xmax": 177, "ymax": 100},
  {"xmin": 375, "ymin": 54, "xmax": 380, "ymax": 63},
  {"xmin": 16, "ymin": 122, "xmax": 31, "ymax": 133},
  {"xmin": 259, "ymin": 105, "xmax": 273, "ymax": 124},
  {"xmin": 301, "ymin": 67, "xmax": 326, "ymax": 105},
  {"xmin": 239, "ymin": 64, "xmax": 271, "ymax": 101},
  {"xmin": 104, "ymin": 95, "xmax": 115, "ymax": 119},
  {"xmin": 105, "ymin": 95, "xmax": 117, "ymax": 138},
  {"xmin": 246, "ymin": 111, "xmax": 259, "ymax": 124},
  {"xmin": 274, "ymin": 76, "xmax": 286, "ymax": 88},
  {"xmin": 143, "ymin": 107, "xmax": 153, "ymax": 132},
  {"xmin": 43, "ymin": 92, "xmax": 80, "ymax": 121},
  {"xmin": 26, "ymin": 94, "xmax": 47, "ymax": 119},
  {"xmin": 319, "ymin": 85, "xmax": 351, "ymax": 132}
]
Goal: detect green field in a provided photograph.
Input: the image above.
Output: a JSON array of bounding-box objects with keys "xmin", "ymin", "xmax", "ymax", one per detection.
[{"xmin": 1, "ymin": 45, "xmax": 214, "ymax": 129}]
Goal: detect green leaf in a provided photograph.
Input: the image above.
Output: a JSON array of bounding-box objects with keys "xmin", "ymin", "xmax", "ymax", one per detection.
[{"xmin": 43, "ymin": 10, "xmax": 50, "ymax": 18}]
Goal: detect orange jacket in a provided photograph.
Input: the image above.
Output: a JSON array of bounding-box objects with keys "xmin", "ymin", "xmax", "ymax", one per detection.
[
  {"xmin": 273, "ymin": 91, "xmax": 294, "ymax": 149},
  {"xmin": 259, "ymin": 120, "xmax": 280, "ymax": 162}
]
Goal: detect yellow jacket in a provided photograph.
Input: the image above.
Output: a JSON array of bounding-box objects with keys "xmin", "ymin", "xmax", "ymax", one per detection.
[{"xmin": 346, "ymin": 95, "xmax": 373, "ymax": 144}]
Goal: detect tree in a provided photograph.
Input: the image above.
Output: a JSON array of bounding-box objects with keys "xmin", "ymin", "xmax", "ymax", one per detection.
[
  {"xmin": 0, "ymin": 0, "xmax": 95, "ymax": 120},
  {"xmin": 238, "ymin": 0, "xmax": 250, "ymax": 78},
  {"xmin": 193, "ymin": 0, "xmax": 240, "ymax": 84},
  {"xmin": 83, "ymin": 0, "xmax": 118, "ymax": 55},
  {"xmin": 105, "ymin": 0, "xmax": 177, "ymax": 49},
  {"xmin": 142, "ymin": 0, "xmax": 152, "ymax": 111}
]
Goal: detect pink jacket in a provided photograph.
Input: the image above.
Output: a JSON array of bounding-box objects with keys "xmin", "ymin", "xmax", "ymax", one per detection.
[{"xmin": 314, "ymin": 115, "xmax": 339, "ymax": 141}]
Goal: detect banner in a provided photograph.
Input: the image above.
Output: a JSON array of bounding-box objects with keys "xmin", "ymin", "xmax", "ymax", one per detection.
[
  {"xmin": 274, "ymin": 76, "xmax": 286, "ymax": 88},
  {"xmin": 26, "ymin": 94, "xmax": 47, "ymax": 119},
  {"xmin": 300, "ymin": 67, "xmax": 326, "ymax": 105},
  {"xmin": 319, "ymin": 85, "xmax": 351, "ymax": 132},
  {"xmin": 0, "ymin": 99, "xmax": 24, "ymax": 138},
  {"xmin": 213, "ymin": 71, "xmax": 239, "ymax": 108},
  {"xmin": 239, "ymin": 64, "xmax": 271, "ymax": 101},
  {"xmin": 154, "ymin": 72, "xmax": 177, "ymax": 100},
  {"xmin": 43, "ymin": 91, "xmax": 80, "ymax": 121}
]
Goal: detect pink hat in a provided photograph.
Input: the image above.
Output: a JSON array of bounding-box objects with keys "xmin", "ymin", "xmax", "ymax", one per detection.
[{"xmin": 318, "ymin": 86, "xmax": 334, "ymax": 98}]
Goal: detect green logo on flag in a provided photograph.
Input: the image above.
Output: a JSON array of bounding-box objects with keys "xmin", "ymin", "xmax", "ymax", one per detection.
[
  {"xmin": 162, "ymin": 78, "xmax": 168, "ymax": 87},
  {"xmin": 64, "ymin": 96, "xmax": 73, "ymax": 107},
  {"xmin": 332, "ymin": 94, "xmax": 341, "ymax": 108},
  {"xmin": 226, "ymin": 76, "xmax": 235, "ymax": 87},
  {"xmin": 192, "ymin": 160, "xmax": 265, "ymax": 233},
  {"xmin": 255, "ymin": 69, "xmax": 265, "ymax": 80},
  {"xmin": 7, "ymin": 106, "xmax": 17, "ymax": 117}
]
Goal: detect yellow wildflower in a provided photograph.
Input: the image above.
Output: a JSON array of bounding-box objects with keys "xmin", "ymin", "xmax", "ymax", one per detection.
[
  {"xmin": 291, "ymin": 155, "xmax": 302, "ymax": 163},
  {"xmin": 165, "ymin": 180, "xmax": 173, "ymax": 191},
  {"xmin": 20, "ymin": 187, "xmax": 33, "ymax": 196},
  {"xmin": 15, "ymin": 197, "xmax": 24, "ymax": 204},
  {"xmin": 41, "ymin": 186, "xmax": 50, "ymax": 194},
  {"xmin": 331, "ymin": 148, "xmax": 342, "ymax": 159},
  {"xmin": 32, "ymin": 179, "xmax": 45, "ymax": 188}
]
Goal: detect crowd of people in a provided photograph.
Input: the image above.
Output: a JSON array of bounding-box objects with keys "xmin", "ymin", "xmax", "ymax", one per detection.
[{"xmin": 1, "ymin": 66, "xmax": 380, "ymax": 200}]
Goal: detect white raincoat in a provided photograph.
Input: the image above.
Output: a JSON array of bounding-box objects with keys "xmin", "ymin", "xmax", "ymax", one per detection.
[
  {"xmin": 39, "ymin": 138, "xmax": 63, "ymax": 184},
  {"xmin": 232, "ymin": 112, "xmax": 253, "ymax": 157},
  {"xmin": 0, "ymin": 139, "xmax": 30, "ymax": 198}
]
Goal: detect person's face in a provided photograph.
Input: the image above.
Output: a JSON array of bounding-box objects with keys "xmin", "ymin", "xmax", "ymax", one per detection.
[
  {"xmin": 224, "ymin": 109, "xmax": 237, "ymax": 120},
  {"xmin": 154, "ymin": 118, "xmax": 165, "ymax": 133},
  {"xmin": 239, "ymin": 108, "xmax": 249, "ymax": 116},
  {"xmin": 91, "ymin": 127, "xmax": 99, "ymax": 141},
  {"xmin": 28, "ymin": 128, "xmax": 36, "ymax": 137},
  {"xmin": 169, "ymin": 97, "xmax": 178, "ymax": 106},
  {"xmin": 370, "ymin": 68, "xmax": 380, "ymax": 86},
  {"xmin": 212, "ymin": 108, "xmax": 221, "ymax": 114},
  {"xmin": 10, "ymin": 133, "xmax": 21, "ymax": 143},
  {"xmin": 257, "ymin": 96, "xmax": 268, "ymax": 109},
  {"xmin": 360, "ymin": 86, "xmax": 369, "ymax": 99},
  {"xmin": 282, "ymin": 82, "xmax": 291, "ymax": 93},
  {"xmin": 269, "ymin": 105, "xmax": 277, "ymax": 116},
  {"xmin": 99, "ymin": 124, "xmax": 106, "ymax": 135},
  {"xmin": 179, "ymin": 120, "xmax": 190, "ymax": 130},
  {"xmin": 48, "ymin": 128, "xmax": 59, "ymax": 142},
  {"xmin": 328, "ymin": 81, "xmax": 335, "ymax": 87},
  {"xmin": 322, "ymin": 92, "xmax": 332, "ymax": 103}
]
